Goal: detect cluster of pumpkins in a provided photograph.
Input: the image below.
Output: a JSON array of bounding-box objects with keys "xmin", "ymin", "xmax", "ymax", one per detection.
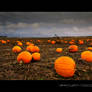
[
  {"xmin": 12, "ymin": 41, "xmax": 40, "ymax": 64},
  {"xmin": 0, "ymin": 40, "xmax": 10, "ymax": 44},
  {"xmin": 2, "ymin": 39, "xmax": 92, "ymax": 78},
  {"xmin": 55, "ymin": 44, "xmax": 92, "ymax": 78},
  {"xmin": 47, "ymin": 39, "xmax": 92, "ymax": 45}
]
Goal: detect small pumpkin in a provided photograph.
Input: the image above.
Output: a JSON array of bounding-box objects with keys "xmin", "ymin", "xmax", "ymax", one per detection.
[
  {"xmin": 69, "ymin": 45, "xmax": 78, "ymax": 52},
  {"xmin": 51, "ymin": 41, "xmax": 56, "ymax": 44},
  {"xmin": 17, "ymin": 51, "xmax": 32, "ymax": 63},
  {"xmin": 1, "ymin": 40, "xmax": 6, "ymax": 44},
  {"xmin": 12, "ymin": 46, "xmax": 22, "ymax": 53},
  {"xmin": 32, "ymin": 52, "xmax": 40, "ymax": 61},
  {"xmin": 64, "ymin": 41, "xmax": 67, "ymax": 43},
  {"xmin": 56, "ymin": 48, "xmax": 62, "ymax": 53},
  {"xmin": 54, "ymin": 56, "xmax": 76, "ymax": 77},
  {"xmin": 18, "ymin": 42, "xmax": 23, "ymax": 46},
  {"xmin": 37, "ymin": 40, "xmax": 41, "ymax": 43},
  {"xmin": 7, "ymin": 40, "xmax": 10, "ymax": 43},
  {"xmin": 81, "ymin": 51, "xmax": 92, "ymax": 62},
  {"xmin": 26, "ymin": 42, "xmax": 31, "ymax": 46},
  {"xmin": 69, "ymin": 41, "xmax": 75, "ymax": 45},
  {"xmin": 48, "ymin": 40, "xmax": 51, "ymax": 43},
  {"xmin": 78, "ymin": 40, "xmax": 84, "ymax": 45}
]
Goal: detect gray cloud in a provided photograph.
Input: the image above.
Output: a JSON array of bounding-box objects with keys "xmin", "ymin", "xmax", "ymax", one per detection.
[{"xmin": 0, "ymin": 12, "xmax": 92, "ymax": 37}]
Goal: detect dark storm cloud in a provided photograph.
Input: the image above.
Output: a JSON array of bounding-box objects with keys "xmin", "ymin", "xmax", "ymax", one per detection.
[{"xmin": 0, "ymin": 12, "xmax": 92, "ymax": 37}]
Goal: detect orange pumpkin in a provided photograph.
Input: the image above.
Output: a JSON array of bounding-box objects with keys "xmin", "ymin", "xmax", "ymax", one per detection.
[
  {"xmin": 78, "ymin": 40, "xmax": 84, "ymax": 45},
  {"xmin": 18, "ymin": 42, "xmax": 23, "ymax": 46},
  {"xmin": 51, "ymin": 41, "xmax": 56, "ymax": 44},
  {"xmin": 54, "ymin": 56, "xmax": 76, "ymax": 77},
  {"xmin": 29, "ymin": 44, "xmax": 34, "ymax": 46},
  {"xmin": 69, "ymin": 45, "xmax": 78, "ymax": 52},
  {"xmin": 69, "ymin": 41, "xmax": 75, "ymax": 45},
  {"xmin": 71, "ymin": 40, "xmax": 75, "ymax": 42},
  {"xmin": 26, "ymin": 42, "xmax": 31, "ymax": 46},
  {"xmin": 17, "ymin": 51, "xmax": 32, "ymax": 63},
  {"xmin": 12, "ymin": 46, "xmax": 22, "ymax": 53},
  {"xmin": 64, "ymin": 41, "xmax": 67, "ymax": 43},
  {"xmin": 81, "ymin": 51, "xmax": 92, "ymax": 62},
  {"xmin": 7, "ymin": 40, "xmax": 10, "ymax": 43},
  {"xmin": 1, "ymin": 40, "xmax": 6, "ymax": 44},
  {"xmin": 34, "ymin": 46, "xmax": 40, "ymax": 52},
  {"xmin": 88, "ymin": 47, "xmax": 92, "ymax": 50},
  {"xmin": 32, "ymin": 52, "xmax": 40, "ymax": 61},
  {"xmin": 26, "ymin": 45, "xmax": 34, "ymax": 52},
  {"xmin": 48, "ymin": 40, "xmax": 51, "ymax": 43},
  {"xmin": 56, "ymin": 48, "xmax": 62, "ymax": 53},
  {"xmin": 90, "ymin": 43, "xmax": 92, "ymax": 46},
  {"xmin": 37, "ymin": 40, "xmax": 41, "ymax": 43}
]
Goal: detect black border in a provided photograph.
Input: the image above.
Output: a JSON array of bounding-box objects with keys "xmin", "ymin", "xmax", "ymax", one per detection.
[
  {"xmin": 0, "ymin": 80, "xmax": 92, "ymax": 88},
  {"xmin": 0, "ymin": 7, "xmax": 92, "ymax": 88}
]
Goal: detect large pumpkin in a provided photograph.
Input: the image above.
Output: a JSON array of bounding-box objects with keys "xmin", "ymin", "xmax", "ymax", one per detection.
[
  {"xmin": 88, "ymin": 47, "xmax": 92, "ymax": 50},
  {"xmin": 12, "ymin": 46, "xmax": 22, "ymax": 53},
  {"xmin": 68, "ymin": 45, "xmax": 78, "ymax": 52},
  {"xmin": 54, "ymin": 56, "xmax": 76, "ymax": 77},
  {"xmin": 17, "ymin": 51, "xmax": 32, "ymax": 63},
  {"xmin": 32, "ymin": 52, "xmax": 40, "ymax": 61},
  {"xmin": 81, "ymin": 51, "xmax": 92, "ymax": 62}
]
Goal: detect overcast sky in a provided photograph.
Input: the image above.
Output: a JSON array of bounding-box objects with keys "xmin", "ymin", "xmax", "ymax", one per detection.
[{"xmin": 0, "ymin": 12, "xmax": 92, "ymax": 37}]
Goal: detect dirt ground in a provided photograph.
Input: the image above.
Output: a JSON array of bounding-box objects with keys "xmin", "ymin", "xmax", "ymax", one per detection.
[{"xmin": 0, "ymin": 37, "xmax": 92, "ymax": 80}]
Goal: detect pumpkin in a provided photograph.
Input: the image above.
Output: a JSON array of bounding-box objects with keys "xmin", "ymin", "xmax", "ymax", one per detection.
[
  {"xmin": 90, "ymin": 43, "xmax": 92, "ymax": 46},
  {"xmin": 7, "ymin": 40, "xmax": 10, "ymax": 43},
  {"xmin": 32, "ymin": 52, "xmax": 40, "ymax": 61},
  {"xmin": 71, "ymin": 40, "xmax": 75, "ymax": 42},
  {"xmin": 81, "ymin": 51, "xmax": 92, "ymax": 62},
  {"xmin": 1, "ymin": 40, "xmax": 6, "ymax": 44},
  {"xmin": 78, "ymin": 40, "xmax": 84, "ymax": 45},
  {"xmin": 69, "ymin": 45, "xmax": 78, "ymax": 52},
  {"xmin": 26, "ymin": 45, "xmax": 40, "ymax": 53},
  {"xmin": 54, "ymin": 56, "xmax": 76, "ymax": 77},
  {"xmin": 69, "ymin": 41, "xmax": 75, "ymax": 45},
  {"xmin": 17, "ymin": 51, "xmax": 32, "ymax": 63},
  {"xmin": 12, "ymin": 46, "xmax": 22, "ymax": 53},
  {"xmin": 56, "ymin": 48, "xmax": 62, "ymax": 53},
  {"xmin": 29, "ymin": 43, "xmax": 34, "ymax": 46},
  {"xmin": 51, "ymin": 41, "xmax": 56, "ymax": 44},
  {"xmin": 26, "ymin": 42, "xmax": 31, "ymax": 45},
  {"xmin": 88, "ymin": 47, "xmax": 92, "ymax": 50},
  {"xmin": 26, "ymin": 45, "xmax": 33, "ymax": 52},
  {"xmin": 37, "ymin": 40, "xmax": 41, "ymax": 43},
  {"xmin": 18, "ymin": 42, "xmax": 23, "ymax": 46},
  {"xmin": 64, "ymin": 41, "xmax": 67, "ymax": 43},
  {"xmin": 48, "ymin": 40, "xmax": 51, "ymax": 43},
  {"xmin": 34, "ymin": 46, "xmax": 40, "ymax": 52}
]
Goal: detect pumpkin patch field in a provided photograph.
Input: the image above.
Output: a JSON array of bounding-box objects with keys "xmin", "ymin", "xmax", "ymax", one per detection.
[{"xmin": 0, "ymin": 37, "xmax": 92, "ymax": 80}]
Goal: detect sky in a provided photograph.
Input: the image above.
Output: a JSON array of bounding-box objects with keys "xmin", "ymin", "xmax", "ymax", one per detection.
[{"xmin": 0, "ymin": 12, "xmax": 92, "ymax": 37}]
